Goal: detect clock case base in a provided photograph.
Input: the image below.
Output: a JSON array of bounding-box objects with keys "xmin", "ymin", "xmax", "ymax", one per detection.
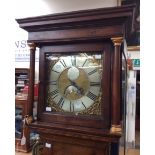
[{"xmin": 30, "ymin": 121, "xmax": 121, "ymax": 155}]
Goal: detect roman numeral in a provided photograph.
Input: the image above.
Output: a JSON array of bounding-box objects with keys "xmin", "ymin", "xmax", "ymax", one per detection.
[
  {"xmin": 48, "ymin": 81, "xmax": 57, "ymax": 85},
  {"xmin": 60, "ymin": 59, "xmax": 67, "ymax": 68},
  {"xmin": 48, "ymin": 89, "xmax": 59, "ymax": 100},
  {"xmin": 81, "ymin": 101, "xmax": 86, "ymax": 109},
  {"xmin": 52, "ymin": 69, "xmax": 60, "ymax": 74},
  {"xmin": 71, "ymin": 56, "xmax": 76, "ymax": 66},
  {"xmin": 82, "ymin": 59, "xmax": 88, "ymax": 67},
  {"xmin": 57, "ymin": 97, "xmax": 65, "ymax": 108},
  {"xmin": 70, "ymin": 101, "xmax": 74, "ymax": 112},
  {"xmin": 90, "ymin": 82, "xmax": 100, "ymax": 87},
  {"xmin": 52, "ymin": 95, "xmax": 58, "ymax": 99},
  {"xmin": 88, "ymin": 68, "xmax": 97, "ymax": 75},
  {"xmin": 49, "ymin": 89, "xmax": 59, "ymax": 97},
  {"xmin": 86, "ymin": 91, "xmax": 97, "ymax": 101}
]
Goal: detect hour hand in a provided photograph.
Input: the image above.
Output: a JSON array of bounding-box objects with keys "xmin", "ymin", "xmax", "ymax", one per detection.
[{"xmin": 69, "ymin": 80, "xmax": 84, "ymax": 95}]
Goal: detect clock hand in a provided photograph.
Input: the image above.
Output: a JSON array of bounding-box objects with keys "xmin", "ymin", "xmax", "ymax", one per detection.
[
  {"xmin": 69, "ymin": 80, "xmax": 84, "ymax": 95},
  {"xmin": 63, "ymin": 80, "xmax": 84, "ymax": 97}
]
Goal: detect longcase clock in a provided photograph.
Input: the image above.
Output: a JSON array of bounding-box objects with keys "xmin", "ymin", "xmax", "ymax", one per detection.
[{"xmin": 16, "ymin": 4, "xmax": 136, "ymax": 155}]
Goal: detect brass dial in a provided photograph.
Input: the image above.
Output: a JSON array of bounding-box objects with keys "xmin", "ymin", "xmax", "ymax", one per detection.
[{"xmin": 46, "ymin": 53, "xmax": 103, "ymax": 115}]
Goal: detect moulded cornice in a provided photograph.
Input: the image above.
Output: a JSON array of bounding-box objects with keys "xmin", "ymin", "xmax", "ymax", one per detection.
[{"xmin": 16, "ymin": 4, "xmax": 136, "ymax": 33}]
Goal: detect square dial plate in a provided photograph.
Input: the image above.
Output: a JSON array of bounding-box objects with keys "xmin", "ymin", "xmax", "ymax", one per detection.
[{"xmin": 45, "ymin": 52, "xmax": 103, "ymax": 116}]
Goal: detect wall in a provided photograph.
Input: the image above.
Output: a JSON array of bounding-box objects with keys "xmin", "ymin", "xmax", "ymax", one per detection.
[
  {"xmin": 126, "ymin": 70, "xmax": 137, "ymax": 148},
  {"xmin": 14, "ymin": 0, "xmax": 118, "ymax": 83},
  {"xmin": 126, "ymin": 48, "xmax": 140, "ymax": 148},
  {"xmin": 15, "ymin": 0, "xmax": 118, "ymax": 18}
]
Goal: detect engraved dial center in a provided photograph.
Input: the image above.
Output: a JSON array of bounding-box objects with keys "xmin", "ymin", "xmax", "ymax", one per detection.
[{"xmin": 58, "ymin": 68, "xmax": 89, "ymax": 101}]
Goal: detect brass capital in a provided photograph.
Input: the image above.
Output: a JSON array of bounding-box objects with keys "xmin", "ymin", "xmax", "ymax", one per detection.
[
  {"xmin": 127, "ymin": 46, "xmax": 140, "ymax": 51},
  {"xmin": 24, "ymin": 115, "xmax": 33, "ymax": 125},
  {"xmin": 111, "ymin": 37, "xmax": 123, "ymax": 46},
  {"xmin": 28, "ymin": 42, "xmax": 36, "ymax": 50},
  {"xmin": 110, "ymin": 125, "xmax": 122, "ymax": 134},
  {"xmin": 117, "ymin": 0, "xmax": 122, "ymax": 6}
]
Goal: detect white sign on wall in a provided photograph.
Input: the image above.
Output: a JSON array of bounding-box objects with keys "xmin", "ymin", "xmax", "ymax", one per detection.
[
  {"xmin": 126, "ymin": 71, "xmax": 137, "ymax": 148},
  {"xmin": 15, "ymin": 40, "xmax": 39, "ymax": 62}
]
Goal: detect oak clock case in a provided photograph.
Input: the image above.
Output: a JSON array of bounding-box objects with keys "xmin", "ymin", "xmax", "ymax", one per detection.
[{"xmin": 16, "ymin": 4, "xmax": 136, "ymax": 155}]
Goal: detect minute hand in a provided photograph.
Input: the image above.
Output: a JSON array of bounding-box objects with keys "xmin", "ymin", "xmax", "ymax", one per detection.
[{"xmin": 69, "ymin": 80, "xmax": 84, "ymax": 95}]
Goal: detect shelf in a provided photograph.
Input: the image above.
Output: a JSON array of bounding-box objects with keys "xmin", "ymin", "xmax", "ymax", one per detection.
[{"xmin": 15, "ymin": 68, "xmax": 31, "ymax": 153}]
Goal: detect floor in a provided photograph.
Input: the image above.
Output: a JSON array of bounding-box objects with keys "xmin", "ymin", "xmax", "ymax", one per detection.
[
  {"xmin": 15, "ymin": 147, "xmax": 140, "ymax": 155},
  {"xmin": 120, "ymin": 148, "xmax": 140, "ymax": 155},
  {"xmin": 16, "ymin": 152, "xmax": 31, "ymax": 155}
]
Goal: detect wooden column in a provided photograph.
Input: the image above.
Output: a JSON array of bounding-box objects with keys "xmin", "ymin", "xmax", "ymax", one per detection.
[
  {"xmin": 27, "ymin": 43, "xmax": 36, "ymax": 116},
  {"xmin": 111, "ymin": 37, "xmax": 123, "ymax": 133}
]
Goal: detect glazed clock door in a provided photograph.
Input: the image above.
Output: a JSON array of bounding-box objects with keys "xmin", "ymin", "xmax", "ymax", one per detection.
[{"xmin": 38, "ymin": 42, "xmax": 111, "ymax": 129}]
